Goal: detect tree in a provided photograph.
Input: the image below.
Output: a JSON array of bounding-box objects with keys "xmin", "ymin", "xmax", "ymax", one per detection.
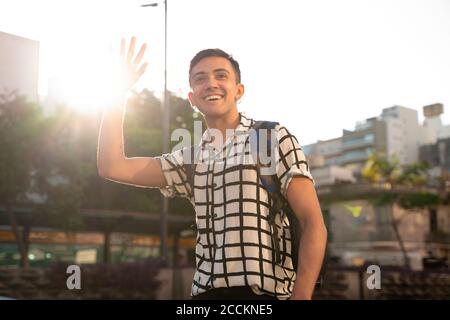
[
  {"xmin": 0, "ymin": 92, "xmax": 47, "ymax": 267},
  {"xmin": 0, "ymin": 93, "xmax": 89, "ymax": 267},
  {"xmin": 31, "ymin": 104, "xmax": 87, "ymax": 231},
  {"xmin": 361, "ymin": 153, "xmax": 439, "ymax": 269},
  {"xmin": 0, "ymin": 89, "xmax": 200, "ymax": 267}
]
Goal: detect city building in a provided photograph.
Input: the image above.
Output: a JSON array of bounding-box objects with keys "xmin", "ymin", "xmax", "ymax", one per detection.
[
  {"xmin": 305, "ymin": 105, "xmax": 445, "ymax": 178},
  {"xmin": 0, "ymin": 31, "xmax": 39, "ymax": 101},
  {"xmin": 341, "ymin": 116, "xmax": 387, "ymax": 174},
  {"xmin": 305, "ymin": 103, "xmax": 450, "ymax": 270},
  {"xmin": 422, "ymin": 103, "xmax": 450, "ymax": 143},
  {"xmin": 380, "ymin": 105, "xmax": 424, "ymax": 165}
]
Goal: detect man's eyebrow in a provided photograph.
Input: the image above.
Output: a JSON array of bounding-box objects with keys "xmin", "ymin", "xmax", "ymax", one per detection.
[
  {"xmin": 214, "ymin": 68, "xmax": 230, "ymax": 74},
  {"xmin": 191, "ymin": 71, "xmax": 206, "ymax": 78},
  {"xmin": 191, "ymin": 69, "xmax": 230, "ymax": 78}
]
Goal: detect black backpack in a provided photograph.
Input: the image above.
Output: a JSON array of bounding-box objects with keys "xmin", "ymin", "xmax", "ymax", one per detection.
[
  {"xmin": 183, "ymin": 121, "xmax": 325, "ymax": 286},
  {"xmin": 251, "ymin": 121, "xmax": 300, "ymax": 269}
]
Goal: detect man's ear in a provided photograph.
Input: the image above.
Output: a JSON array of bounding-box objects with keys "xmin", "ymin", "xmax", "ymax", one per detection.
[
  {"xmin": 188, "ymin": 91, "xmax": 195, "ymax": 106},
  {"xmin": 188, "ymin": 91, "xmax": 200, "ymax": 113},
  {"xmin": 236, "ymin": 84, "xmax": 245, "ymax": 101}
]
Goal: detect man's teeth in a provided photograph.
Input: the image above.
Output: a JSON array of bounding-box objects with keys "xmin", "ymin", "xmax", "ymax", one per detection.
[{"xmin": 205, "ymin": 95, "xmax": 222, "ymax": 101}]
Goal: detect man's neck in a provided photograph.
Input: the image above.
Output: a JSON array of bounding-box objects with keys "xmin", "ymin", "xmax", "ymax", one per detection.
[{"xmin": 204, "ymin": 108, "xmax": 240, "ymax": 145}]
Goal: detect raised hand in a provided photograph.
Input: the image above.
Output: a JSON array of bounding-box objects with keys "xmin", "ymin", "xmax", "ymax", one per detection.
[{"xmin": 119, "ymin": 36, "xmax": 148, "ymax": 93}]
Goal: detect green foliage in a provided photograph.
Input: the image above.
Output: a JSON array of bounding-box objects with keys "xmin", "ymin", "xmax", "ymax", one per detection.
[
  {"xmin": 0, "ymin": 89, "xmax": 199, "ymax": 233},
  {"xmin": 0, "ymin": 92, "xmax": 45, "ymax": 205},
  {"xmin": 398, "ymin": 192, "xmax": 440, "ymax": 209},
  {"xmin": 362, "ymin": 153, "xmax": 401, "ymax": 186},
  {"xmin": 372, "ymin": 193, "xmax": 398, "ymax": 207},
  {"xmin": 362, "ymin": 152, "xmax": 437, "ymax": 209},
  {"xmin": 0, "ymin": 92, "xmax": 86, "ymax": 227},
  {"xmin": 30, "ymin": 104, "xmax": 88, "ymax": 229},
  {"xmin": 361, "ymin": 153, "xmax": 438, "ymax": 270},
  {"xmin": 397, "ymin": 162, "xmax": 429, "ymax": 187}
]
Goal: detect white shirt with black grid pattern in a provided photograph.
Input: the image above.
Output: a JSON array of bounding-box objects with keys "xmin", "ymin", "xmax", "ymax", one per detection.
[{"xmin": 157, "ymin": 113, "xmax": 314, "ymax": 299}]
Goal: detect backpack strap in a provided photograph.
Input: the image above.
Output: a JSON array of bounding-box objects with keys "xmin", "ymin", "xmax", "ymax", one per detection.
[
  {"xmin": 252, "ymin": 121, "xmax": 286, "ymax": 264},
  {"xmin": 254, "ymin": 121, "xmax": 323, "ymax": 286},
  {"xmin": 253, "ymin": 121, "xmax": 302, "ymax": 270}
]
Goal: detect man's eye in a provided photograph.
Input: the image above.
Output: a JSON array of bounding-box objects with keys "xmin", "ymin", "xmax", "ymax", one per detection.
[
  {"xmin": 194, "ymin": 76, "xmax": 205, "ymax": 83},
  {"xmin": 217, "ymin": 73, "xmax": 227, "ymax": 79}
]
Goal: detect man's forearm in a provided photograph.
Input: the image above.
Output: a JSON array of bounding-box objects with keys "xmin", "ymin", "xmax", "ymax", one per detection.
[
  {"xmin": 97, "ymin": 99, "xmax": 127, "ymax": 177},
  {"xmin": 291, "ymin": 220, "xmax": 327, "ymax": 299}
]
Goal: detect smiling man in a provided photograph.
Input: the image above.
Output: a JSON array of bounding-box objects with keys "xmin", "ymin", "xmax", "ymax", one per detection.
[
  {"xmin": 188, "ymin": 49, "xmax": 244, "ymax": 137},
  {"xmin": 97, "ymin": 37, "xmax": 327, "ymax": 300}
]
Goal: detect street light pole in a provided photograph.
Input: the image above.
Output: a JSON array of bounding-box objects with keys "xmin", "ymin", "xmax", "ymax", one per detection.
[{"xmin": 141, "ymin": 1, "xmax": 169, "ymax": 265}]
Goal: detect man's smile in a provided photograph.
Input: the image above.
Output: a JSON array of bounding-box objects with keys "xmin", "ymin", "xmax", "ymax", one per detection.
[{"xmin": 204, "ymin": 94, "xmax": 224, "ymax": 101}]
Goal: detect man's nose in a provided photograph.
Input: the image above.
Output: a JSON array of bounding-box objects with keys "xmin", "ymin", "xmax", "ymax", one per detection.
[{"xmin": 205, "ymin": 75, "xmax": 219, "ymax": 88}]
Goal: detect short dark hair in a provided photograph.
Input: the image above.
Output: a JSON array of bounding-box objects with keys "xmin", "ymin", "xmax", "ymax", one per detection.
[{"xmin": 189, "ymin": 48, "xmax": 241, "ymax": 84}]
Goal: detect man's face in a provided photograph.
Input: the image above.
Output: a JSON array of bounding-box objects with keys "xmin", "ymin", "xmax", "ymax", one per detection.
[{"xmin": 188, "ymin": 56, "xmax": 244, "ymax": 118}]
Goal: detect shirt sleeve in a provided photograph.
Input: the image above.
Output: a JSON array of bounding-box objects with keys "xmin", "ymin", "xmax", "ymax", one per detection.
[
  {"xmin": 276, "ymin": 125, "xmax": 314, "ymax": 198},
  {"xmin": 156, "ymin": 147, "xmax": 192, "ymax": 200}
]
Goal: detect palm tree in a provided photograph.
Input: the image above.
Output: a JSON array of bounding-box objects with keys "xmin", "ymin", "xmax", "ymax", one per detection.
[{"xmin": 361, "ymin": 153, "xmax": 438, "ymax": 269}]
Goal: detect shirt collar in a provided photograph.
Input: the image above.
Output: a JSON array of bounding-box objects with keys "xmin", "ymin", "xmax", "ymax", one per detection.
[{"xmin": 200, "ymin": 112, "xmax": 255, "ymax": 146}]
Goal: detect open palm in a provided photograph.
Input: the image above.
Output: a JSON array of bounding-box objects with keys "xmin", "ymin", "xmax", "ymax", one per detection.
[{"xmin": 120, "ymin": 37, "xmax": 147, "ymax": 92}]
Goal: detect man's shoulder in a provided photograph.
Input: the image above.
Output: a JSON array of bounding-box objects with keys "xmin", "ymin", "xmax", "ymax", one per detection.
[
  {"xmin": 240, "ymin": 113, "xmax": 298, "ymax": 141},
  {"xmin": 251, "ymin": 119, "xmax": 291, "ymax": 136}
]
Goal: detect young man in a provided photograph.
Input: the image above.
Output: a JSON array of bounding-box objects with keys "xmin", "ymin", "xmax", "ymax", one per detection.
[{"xmin": 97, "ymin": 37, "xmax": 327, "ymax": 300}]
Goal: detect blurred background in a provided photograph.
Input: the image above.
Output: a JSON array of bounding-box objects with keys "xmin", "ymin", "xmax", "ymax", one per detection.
[{"xmin": 0, "ymin": 0, "xmax": 449, "ymax": 299}]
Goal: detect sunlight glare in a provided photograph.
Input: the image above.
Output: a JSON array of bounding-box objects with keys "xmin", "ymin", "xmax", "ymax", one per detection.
[{"xmin": 54, "ymin": 44, "xmax": 123, "ymax": 114}]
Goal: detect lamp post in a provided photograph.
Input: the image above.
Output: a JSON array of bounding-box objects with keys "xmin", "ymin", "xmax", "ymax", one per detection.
[{"xmin": 141, "ymin": 1, "xmax": 169, "ymax": 265}]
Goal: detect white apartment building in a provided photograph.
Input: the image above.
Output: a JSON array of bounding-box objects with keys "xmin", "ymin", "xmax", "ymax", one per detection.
[
  {"xmin": 0, "ymin": 31, "xmax": 39, "ymax": 101},
  {"xmin": 306, "ymin": 104, "xmax": 449, "ymax": 175},
  {"xmin": 380, "ymin": 105, "xmax": 423, "ymax": 165}
]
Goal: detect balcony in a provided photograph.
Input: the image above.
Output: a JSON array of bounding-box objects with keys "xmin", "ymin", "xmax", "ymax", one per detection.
[{"xmin": 342, "ymin": 134, "xmax": 375, "ymax": 151}]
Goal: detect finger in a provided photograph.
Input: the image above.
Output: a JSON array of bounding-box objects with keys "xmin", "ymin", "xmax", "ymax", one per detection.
[
  {"xmin": 120, "ymin": 38, "xmax": 126, "ymax": 58},
  {"xmin": 127, "ymin": 36, "xmax": 136, "ymax": 62},
  {"xmin": 136, "ymin": 62, "xmax": 148, "ymax": 80},
  {"xmin": 133, "ymin": 43, "xmax": 147, "ymax": 66}
]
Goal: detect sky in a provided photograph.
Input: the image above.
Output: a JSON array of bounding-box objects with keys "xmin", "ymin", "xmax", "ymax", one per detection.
[{"xmin": 0, "ymin": 0, "xmax": 449, "ymax": 145}]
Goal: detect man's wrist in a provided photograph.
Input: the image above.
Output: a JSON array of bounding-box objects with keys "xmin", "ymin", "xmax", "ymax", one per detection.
[
  {"xmin": 290, "ymin": 281, "xmax": 314, "ymax": 300},
  {"xmin": 290, "ymin": 292, "xmax": 312, "ymax": 300}
]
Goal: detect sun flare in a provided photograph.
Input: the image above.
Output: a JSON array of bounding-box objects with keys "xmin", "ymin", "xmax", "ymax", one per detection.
[{"xmin": 53, "ymin": 51, "xmax": 123, "ymax": 113}]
